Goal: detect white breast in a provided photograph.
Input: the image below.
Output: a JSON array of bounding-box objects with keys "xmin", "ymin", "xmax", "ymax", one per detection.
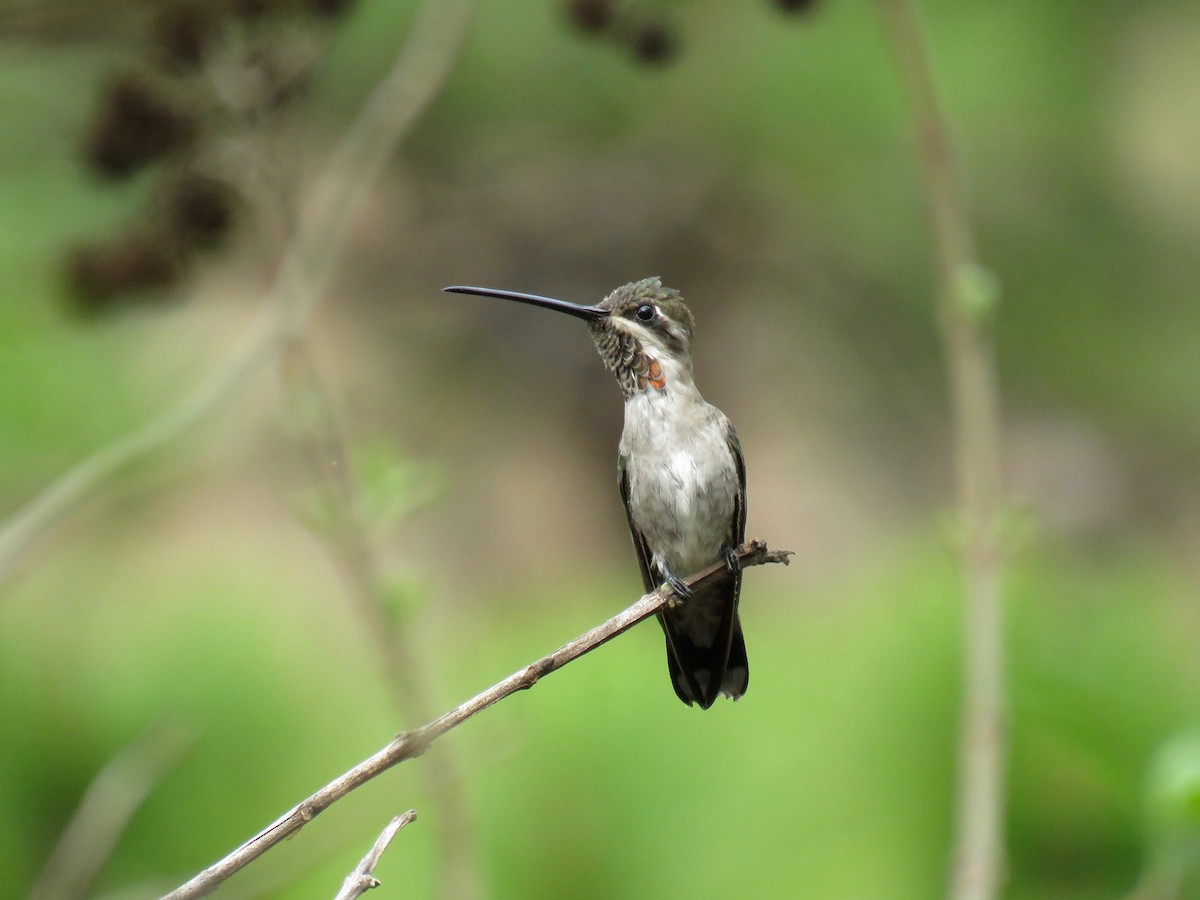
[{"xmin": 620, "ymin": 382, "xmax": 739, "ymax": 577}]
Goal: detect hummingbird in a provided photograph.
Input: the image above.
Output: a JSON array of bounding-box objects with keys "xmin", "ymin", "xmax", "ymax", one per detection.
[{"xmin": 445, "ymin": 277, "xmax": 748, "ymax": 709}]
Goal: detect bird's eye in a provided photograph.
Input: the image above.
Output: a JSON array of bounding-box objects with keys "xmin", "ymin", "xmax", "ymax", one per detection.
[{"xmin": 635, "ymin": 304, "xmax": 657, "ymax": 322}]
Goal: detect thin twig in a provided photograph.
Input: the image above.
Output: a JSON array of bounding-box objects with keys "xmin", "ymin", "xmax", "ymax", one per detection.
[
  {"xmin": 163, "ymin": 540, "xmax": 791, "ymax": 899},
  {"xmin": 280, "ymin": 342, "xmax": 427, "ymax": 703},
  {"xmin": 874, "ymin": 2, "xmax": 1007, "ymax": 899},
  {"xmin": 28, "ymin": 721, "xmax": 193, "ymax": 900},
  {"xmin": 0, "ymin": 0, "xmax": 475, "ymax": 590},
  {"xmin": 334, "ymin": 811, "xmax": 418, "ymax": 900},
  {"xmin": 281, "ymin": 339, "xmax": 482, "ymax": 899}
]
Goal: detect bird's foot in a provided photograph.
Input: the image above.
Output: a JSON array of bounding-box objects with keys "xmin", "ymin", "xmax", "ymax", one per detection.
[
  {"xmin": 723, "ymin": 545, "xmax": 742, "ymax": 577},
  {"xmin": 664, "ymin": 572, "xmax": 694, "ymax": 608}
]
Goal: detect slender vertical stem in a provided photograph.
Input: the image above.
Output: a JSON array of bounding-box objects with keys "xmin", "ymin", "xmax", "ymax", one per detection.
[
  {"xmin": 874, "ymin": 2, "xmax": 1007, "ymax": 898},
  {"xmin": 281, "ymin": 341, "xmax": 482, "ymax": 900}
]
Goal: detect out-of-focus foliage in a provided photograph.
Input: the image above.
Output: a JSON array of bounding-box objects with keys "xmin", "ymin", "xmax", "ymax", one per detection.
[
  {"xmin": 1, "ymin": 0, "xmax": 1198, "ymax": 897},
  {"xmin": 1138, "ymin": 729, "xmax": 1200, "ymax": 897}
]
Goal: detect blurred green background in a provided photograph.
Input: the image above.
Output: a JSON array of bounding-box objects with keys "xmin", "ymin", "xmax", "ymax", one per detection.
[{"xmin": 2, "ymin": 0, "xmax": 1199, "ymax": 897}]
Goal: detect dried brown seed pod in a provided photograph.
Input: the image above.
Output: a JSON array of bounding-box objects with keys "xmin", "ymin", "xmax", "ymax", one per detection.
[
  {"xmin": 229, "ymin": 0, "xmax": 277, "ymax": 21},
  {"xmin": 151, "ymin": 1, "xmax": 220, "ymax": 71},
  {"xmin": 165, "ymin": 173, "xmax": 239, "ymax": 248},
  {"xmin": 630, "ymin": 23, "xmax": 676, "ymax": 65},
  {"xmin": 84, "ymin": 74, "xmax": 199, "ymax": 178},
  {"xmin": 567, "ymin": 0, "xmax": 616, "ymax": 33},
  {"xmin": 773, "ymin": 0, "xmax": 821, "ymax": 13},
  {"xmin": 309, "ymin": 0, "xmax": 357, "ymax": 18},
  {"xmin": 66, "ymin": 234, "xmax": 184, "ymax": 312}
]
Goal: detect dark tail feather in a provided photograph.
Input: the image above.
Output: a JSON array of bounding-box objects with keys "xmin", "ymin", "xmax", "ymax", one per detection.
[
  {"xmin": 660, "ymin": 612, "xmax": 748, "ymax": 710},
  {"xmin": 723, "ymin": 620, "xmax": 749, "ymax": 699}
]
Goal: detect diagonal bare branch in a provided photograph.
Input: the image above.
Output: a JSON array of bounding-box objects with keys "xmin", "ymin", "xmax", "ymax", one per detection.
[{"xmin": 163, "ymin": 540, "xmax": 791, "ymax": 899}]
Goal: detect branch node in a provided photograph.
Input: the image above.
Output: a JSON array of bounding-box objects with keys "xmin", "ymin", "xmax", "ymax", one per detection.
[
  {"xmin": 396, "ymin": 728, "xmax": 430, "ymax": 759},
  {"xmin": 295, "ymin": 802, "xmax": 318, "ymax": 826}
]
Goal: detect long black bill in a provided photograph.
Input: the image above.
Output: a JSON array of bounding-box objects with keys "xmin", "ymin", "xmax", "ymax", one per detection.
[{"xmin": 443, "ymin": 286, "xmax": 609, "ymax": 322}]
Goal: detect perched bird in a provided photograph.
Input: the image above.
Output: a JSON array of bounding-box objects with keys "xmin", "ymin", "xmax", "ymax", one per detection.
[{"xmin": 445, "ymin": 278, "xmax": 747, "ymax": 709}]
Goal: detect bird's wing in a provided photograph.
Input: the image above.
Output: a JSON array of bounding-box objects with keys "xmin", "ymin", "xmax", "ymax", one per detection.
[
  {"xmin": 620, "ymin": 453, "xmax": 707, "ymax": 705},
  {"xmin": 618, "ymin": 453, "xmax": 658, "ymax": 592},
  {"xmin": 727, "ymin": 421, "xmax": 747, "ymax": 549}
]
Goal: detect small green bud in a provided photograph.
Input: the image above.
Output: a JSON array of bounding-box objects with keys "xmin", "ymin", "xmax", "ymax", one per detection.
[
  {"xmin": 379, "ymin": 575, "xmax": 428, "ymax": 625},
  {"xmin": 355, "ymin": 443, "xmax": 444, "ymax": 531},
  {"xmin": 954, "ymin": 263, "xmax": 1001, "ymax": 322}
]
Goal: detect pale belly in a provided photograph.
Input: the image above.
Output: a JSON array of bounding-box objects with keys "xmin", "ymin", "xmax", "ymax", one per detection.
[{"xmin": 621, "ymin": 397, "xmax": 739, "ymax": 577}]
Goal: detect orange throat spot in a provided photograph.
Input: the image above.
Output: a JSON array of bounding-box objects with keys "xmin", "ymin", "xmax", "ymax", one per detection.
[{"xmin": 637, "ymin": 356, "xmax": 667, "ymax": 391}]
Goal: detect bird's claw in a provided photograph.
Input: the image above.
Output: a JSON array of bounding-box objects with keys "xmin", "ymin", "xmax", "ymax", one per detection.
[
  {"xmin": 665, "ymin": 573, "xmax": 694, "ymax": 607},
  {"xmin": 723, "ymin": 545, "xmax": 742, "ymax": 577}
]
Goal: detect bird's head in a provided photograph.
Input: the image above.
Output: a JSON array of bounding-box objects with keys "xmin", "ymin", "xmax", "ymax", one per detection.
[{"xmin": 444, "ymin": 277, "xmax": 695, "ymax": 398}]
